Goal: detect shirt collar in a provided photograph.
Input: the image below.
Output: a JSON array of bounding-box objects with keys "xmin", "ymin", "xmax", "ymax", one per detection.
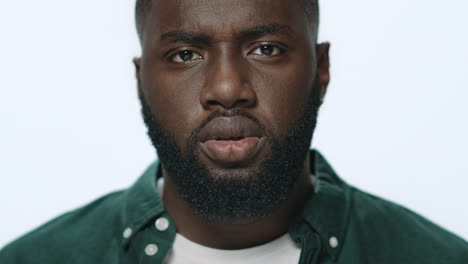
[
  {"xmin": 292, "ymin": 149, "xmax": 351, "ymax": 260},
  {"xmin": 120, "ymin": 149, "xmax": 351, "ymax": 258},
  {"xmin": 120, "ymin": 161, "xmax": 165, "ymax": 248}
]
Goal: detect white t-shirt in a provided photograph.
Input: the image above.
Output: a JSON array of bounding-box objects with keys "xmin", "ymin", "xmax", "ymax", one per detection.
[
  {"xmin": 158, "ymin": 178, "xmax": 302, "ymax": 264},
  {"xmin": 163, "ymin": 232, "xmax": 301, "ymax": 264}
]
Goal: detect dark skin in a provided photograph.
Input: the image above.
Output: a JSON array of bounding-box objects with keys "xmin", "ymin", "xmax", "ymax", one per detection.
[{"xmin": 134, "ymin": 0, "xmax": 330, "ymax": 249}]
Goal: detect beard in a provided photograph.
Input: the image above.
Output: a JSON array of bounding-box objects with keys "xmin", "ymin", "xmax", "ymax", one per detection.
[{"xmin": 139, "ymin": 81, "xmax": 321, "ymax": 222}]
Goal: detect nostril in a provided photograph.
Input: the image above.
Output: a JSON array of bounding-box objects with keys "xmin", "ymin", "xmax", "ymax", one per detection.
[
  {"xmin": 207, "ymin": 100, "xmax": 218, "ymax": 106},
  {"xmin": 237, "ymin": 99, "xmax": 249, "ymax": 104}
]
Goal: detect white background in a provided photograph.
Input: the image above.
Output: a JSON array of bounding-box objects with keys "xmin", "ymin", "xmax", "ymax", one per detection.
[{"xmin": 1, "ymin": 0, "xmax": 467, "ymax": 247}]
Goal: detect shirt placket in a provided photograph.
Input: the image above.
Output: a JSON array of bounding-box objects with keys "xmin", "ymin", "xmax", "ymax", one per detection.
[{"xmin": 121, "ymin": 213, "xmax": 176, "ymax": 264}]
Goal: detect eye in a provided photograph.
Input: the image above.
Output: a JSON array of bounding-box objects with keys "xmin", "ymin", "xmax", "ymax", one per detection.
[
  {"xmin": 169, "ymin": 50, "xmax": 203, "ymax": 63},
  {"xmin": 251, "ymin": 45, "xmax": 283, "ymax": 56}
]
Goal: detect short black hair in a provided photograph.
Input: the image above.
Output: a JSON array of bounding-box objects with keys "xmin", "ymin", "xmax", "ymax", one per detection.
[{"xmin": 135, "ymin": 0, "xmax": 319, "ymax": 43}]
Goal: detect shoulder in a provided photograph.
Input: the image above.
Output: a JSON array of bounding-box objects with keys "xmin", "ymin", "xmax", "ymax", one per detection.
[
  {"xmin": 0, "ymin": 190, "xmax": 125, "ymax": 264},
  {"xmin": 346, "ymin": 186, "xmax": 468, "ymax": 262}
]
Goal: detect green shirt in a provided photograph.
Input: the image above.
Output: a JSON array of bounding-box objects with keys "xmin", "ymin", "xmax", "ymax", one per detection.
[{"xmin": 1, "ymin": 150, "xmax": 467, "ymax": 263}]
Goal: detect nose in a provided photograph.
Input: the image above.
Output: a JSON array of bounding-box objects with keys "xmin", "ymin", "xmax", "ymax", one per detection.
[{"xmin": 200, "ymin": 51, "xmax": 257, "ymax": 110}]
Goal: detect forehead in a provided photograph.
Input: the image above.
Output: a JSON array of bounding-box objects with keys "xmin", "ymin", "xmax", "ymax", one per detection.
[{"xmin": 145, "ymin": 0, "xmax": 312, "ymax": 42}]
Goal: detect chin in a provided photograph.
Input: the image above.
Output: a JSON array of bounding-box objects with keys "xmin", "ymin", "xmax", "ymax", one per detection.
[{"xmin": 204, "ymin": 167, "xmax": 263, "ymax": 181}]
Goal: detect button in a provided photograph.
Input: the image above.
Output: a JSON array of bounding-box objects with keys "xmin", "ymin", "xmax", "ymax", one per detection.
[
  {"xmin": 122, "ymin": 227, "xmax": 132, "ymax": 239},
  {"xmin": 145, "ymin": 244, "xmax": 159, "ymax": 256},
  {"xmin": 329, "ymin": 236, "xmax": 339, "ymax": 248},
  {"xmin": 155, "ymin": 217, "xmax": 170, "ymax": 231}
]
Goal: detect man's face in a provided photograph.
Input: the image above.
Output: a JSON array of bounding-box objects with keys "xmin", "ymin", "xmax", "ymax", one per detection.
[{"xmin": 135, "ymin": 0, "xmax": 329, "ymax": 220}]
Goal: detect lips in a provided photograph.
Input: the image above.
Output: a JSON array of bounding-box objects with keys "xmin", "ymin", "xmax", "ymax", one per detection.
[{"xmin": 198, "ymin": 116, "xmax": 266, "ymax": 166}]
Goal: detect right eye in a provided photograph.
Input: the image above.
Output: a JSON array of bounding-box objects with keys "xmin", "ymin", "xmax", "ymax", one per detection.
[{"xmin": 169, "ymin": 50, "xmax": 203, "ymax": 63}]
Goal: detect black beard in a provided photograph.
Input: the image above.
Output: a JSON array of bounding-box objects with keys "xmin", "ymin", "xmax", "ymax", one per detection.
[{"xmin": 139, "ymin": 82, "xmax": 321, "ymax": 222}]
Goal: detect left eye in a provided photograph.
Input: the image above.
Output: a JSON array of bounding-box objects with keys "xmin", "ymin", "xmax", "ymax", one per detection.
[{"xmin": 251, "ymin": 45, "xmax": 283, "ymax": 56}]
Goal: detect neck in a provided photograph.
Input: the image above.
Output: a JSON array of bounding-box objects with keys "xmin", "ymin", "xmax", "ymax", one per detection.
[{"xmin": 162, "ymin": 153, "xmax": 314, "ymax": 250}]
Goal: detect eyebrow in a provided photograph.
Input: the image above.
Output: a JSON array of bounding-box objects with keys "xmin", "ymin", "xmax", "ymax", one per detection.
[
  {"xmin": 237, "ymin": 23, "xmax": 293, "ymax": 41},
  {"xmin": 160, "ymin": 23, "xmax": 293, "ymax": 45},
  {"xmin": 160, "ymin": 31, "xmax": 211, "ymax": 45}
]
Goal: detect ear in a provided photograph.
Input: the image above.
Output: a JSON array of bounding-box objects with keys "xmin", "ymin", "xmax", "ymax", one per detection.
[
  {"xmin": 315, "ymin": 43, "xmax": 330, "ymax": 102},
  {"xmin": 133, "ymin": 57, "xmax": 143, "ymax": 98}
]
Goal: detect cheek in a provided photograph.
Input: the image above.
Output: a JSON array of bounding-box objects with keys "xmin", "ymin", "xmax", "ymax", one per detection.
[
  {"xmin": 251, "ymin": 58, "xmax": 316, "ymax": 136},
  {"xmin": 140, "ymin": 65, "xmax": 205, "ymax": 148}
]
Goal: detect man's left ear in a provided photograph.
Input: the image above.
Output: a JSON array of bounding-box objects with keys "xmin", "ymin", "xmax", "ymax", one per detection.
[
  {"xmin": 316, "ymin": 43, "xmax": 330, "ymax": 102},
  {"xmin": 133, "ymin": 57, "xmax": 143, "ymax": 98},
  {"xmin": 133, "ymin": 57, "xmax": 142, "ymax": 80}
]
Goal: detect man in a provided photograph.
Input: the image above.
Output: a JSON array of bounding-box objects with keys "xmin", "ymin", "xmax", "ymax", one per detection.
[{"xmin": 1, "ymin": 0, "xmax": 467, "ymax": 263}]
